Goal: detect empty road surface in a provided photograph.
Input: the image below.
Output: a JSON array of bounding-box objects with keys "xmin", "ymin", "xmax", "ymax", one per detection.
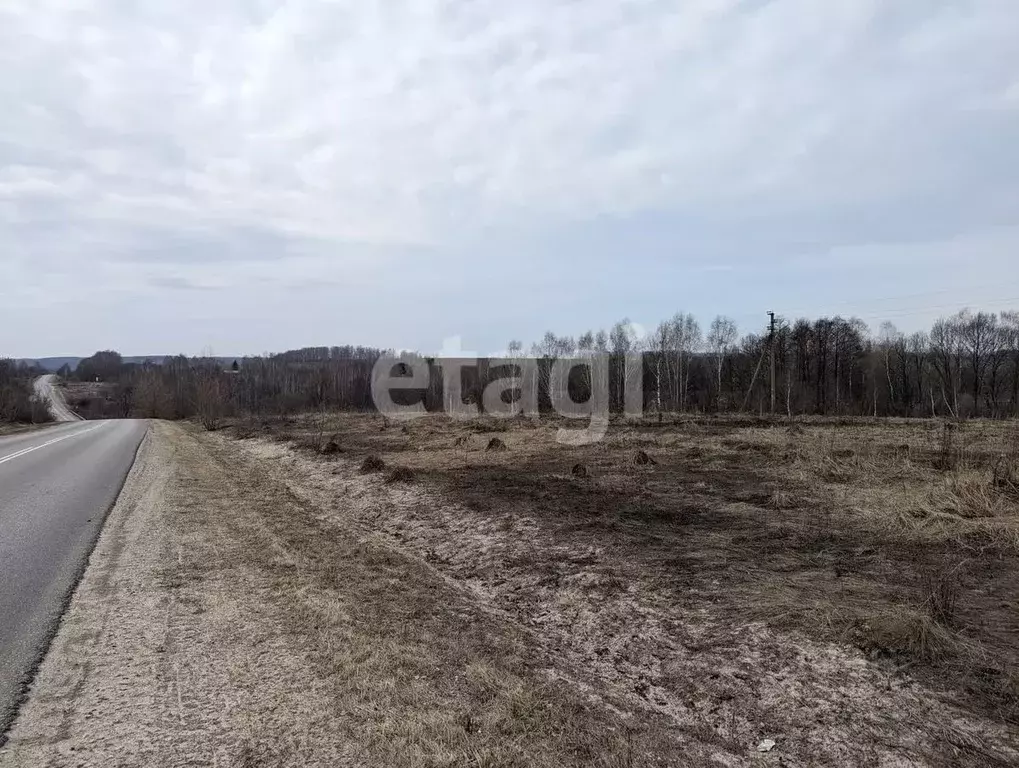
[{"xmin": 0, "ymin": 419, "xmax": 148, "ymax": 739}]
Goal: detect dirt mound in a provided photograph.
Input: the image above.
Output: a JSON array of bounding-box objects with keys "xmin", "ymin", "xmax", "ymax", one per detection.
[
  {"xmin": 486, "ymin": 438, "xmax": 508, "ymax": 452},
  {"xmin": 385, "ymin": 466, "xmax": 416, "ymax": 483},
  {"xmin": 631, "ymin": 450, "xmax": 656, "ymax": 466},
  {"xmin": 319, "ymin": 438, "xmax": 342, "ymax": 455},
  {"xmin": 571, "ymin": 463, "xmax": 590, "ymax": 479},
  {"xmin": 359, "ymin": 455, "xmax": 386, "ymax": 473}
]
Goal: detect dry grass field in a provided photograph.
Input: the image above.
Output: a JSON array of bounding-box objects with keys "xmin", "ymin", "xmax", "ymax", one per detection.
[
  {"xmin": 6, "ymin": 422, "xmax": 692, "ymax": 768},
  {"xmin": 61, "ymin": 381, "xmax": 118, "ymax": 416},
  {"xmin": 218, "ymin": 411, "xmax": 1019, "ymax": 766}
]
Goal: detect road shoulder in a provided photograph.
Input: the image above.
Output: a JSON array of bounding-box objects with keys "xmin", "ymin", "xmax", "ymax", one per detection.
[
  {"xmin": 0, "ymin": 421, "xmax": 697, "ymax": 767},
  {"xmin": 0, "ymin": 423, "xmax": 50, "ymax": 439}
]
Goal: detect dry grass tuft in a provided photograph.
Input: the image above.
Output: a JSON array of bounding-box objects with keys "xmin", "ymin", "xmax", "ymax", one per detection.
[
  {"xmin": 769, "ymin": 489, "xmax": 793, "ymax": 510},
  {"xmin": 906, "ymin": 472, "xmax": 1018, "ymax": 534},
  {"xmin": 921, "ymin": 565, "xmax": 962, "ymax": 627},
  {"xmin": 319, "ymin": 437, "xmax": 342, "ymax": 455},
  {"xmin": 895, "ymin": 473, "xmax": 1019, "ymax": 551},
  {"xmin": 993, "ymin": 457, "xmax": 1019, "ymax": 497},
  {"xmin": 855, "ymin": 608, "xmax": 960, "ymax": 663},
  {"xmin": 630, "ymin": 449, "xmax": 656, "ymax": 466},
  {"xmin": 818, "ymin": 456, "xmax": 855, "ymax": 483},
  {"xmin": 385, "ymin": 466, "xmax": 416, "ymax": 483},
  {"xmin": 360, "ymin": 455, "xmax": 386, "ymax": 473},
  {"xmin": 936, "ymin": 421, "xmax": 961, "ymax": 471},
  {"xmin": 922, "ymin": 475, "xmax": 1007, "ymax": 518}
]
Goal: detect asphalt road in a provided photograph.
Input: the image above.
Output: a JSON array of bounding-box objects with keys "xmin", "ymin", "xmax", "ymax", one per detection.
[
  {"xmin": 33, "ymin": 374, "xmax": 82, "ymax": 422},
  {"xmin": 0, "ymin": 419, "xmax": 148, "ymax": 740}
]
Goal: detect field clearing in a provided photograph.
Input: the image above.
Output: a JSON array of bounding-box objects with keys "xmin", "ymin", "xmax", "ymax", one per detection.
[
  {"xmin": 228, "ymin": 411, "xmax": 1019, "ymax": 766},
  {"xmin": 60, "ymin": 381, "xmax": 119, "ymax": 418}
]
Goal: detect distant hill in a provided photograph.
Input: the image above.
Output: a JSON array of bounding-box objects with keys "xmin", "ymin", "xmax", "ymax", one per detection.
[
  {"xmin": 16, "ymin": 357, "xmax": 83, "ymax": 372},
  {"xmin": 16, "ymin": 356, "xmax": 242, "ymax": 372}
]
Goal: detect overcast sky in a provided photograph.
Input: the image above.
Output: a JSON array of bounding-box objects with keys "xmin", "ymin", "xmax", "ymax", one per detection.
[{"xmin": 2, "ymin": 0, "xmax": 1018, "ymax": 358}]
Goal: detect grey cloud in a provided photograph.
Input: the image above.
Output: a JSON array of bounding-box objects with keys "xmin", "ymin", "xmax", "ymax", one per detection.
[
  {"xmin": 3, "ymin": 0, "xmax": 1015, "ymax": 242},
  {"xmin": 145, "ymin": 275, "xmax": 218, "ymax": 291},
  {"xmin": 1, "ymin": 0, "xmax": 1018, "ymax": 355},
  {"xmin": 119, "ymin": 226, "xmax": 298, "ymax": 265}
]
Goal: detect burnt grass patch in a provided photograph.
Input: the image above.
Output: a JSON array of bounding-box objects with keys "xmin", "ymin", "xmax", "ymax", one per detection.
[
  {"xmin": 240, "ymin": 412, "xmax": 1019, "ymax": 728},
  {"xmin": 425, "ymin": 425, "xmax": 1019, "ymax": 725}
]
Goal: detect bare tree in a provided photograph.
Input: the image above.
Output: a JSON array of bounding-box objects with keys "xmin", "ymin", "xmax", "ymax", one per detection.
[
  {"xmin": 707, "ymin": 315, "xmax": 738, "ymax": 411},
  {"xmin": 610, "ymin": 319, "xmax": 637, "ymax": 412},
  {"xmin": 877, "ymin": 321, "xmax": 903, "ymax": 412},
  {"xmin": 505, "ymin": 340, "xmax": 524, "ymax": 413},
  {"xmin": 665, "ymin": 313, "xmax": 701, "ymax": 412},
  {"xmin": 194, "ymin": 369, "xmax": 226, "ymax": 430},
  {"xmin": 1000, "ymin": 311, "xmax": 1019, "ymax": 417},
  {"xmin": 930, "ymin": 316, "xmax": 963, "ymax": 417},
  {"xmin": 652, "ymin": 320, "xmax": 670, "ymax": 413},
  {"xmin": 576, "ymin": 330, "xmax": 596, "ymax": 404},
  {"xmin": 905, "ymin": 331, "xmax": 931, "ymax": 416},
  {"xmin": 531, "ymin": 332, "xmax": 576, "ymax": 410},
  {"xmin": 133, "ymin": 369, "xmax": 172, "ymax": 419},
  {"xmin": 958, "ymin": 310, "xmax": 998, "ymax": 417},
  {"xmin": 985, "ymin": 320, "xmax": 1011, "ymax": 416}
]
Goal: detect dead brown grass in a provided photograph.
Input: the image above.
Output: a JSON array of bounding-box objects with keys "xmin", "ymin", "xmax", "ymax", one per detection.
[
  {"xmin": 385, "ymin": 465, "xmax": 416, "ymax": 483},
  {"xmin": 223, "ymin": 412, "xmax": 1019, "ymax": 766},
  {"xmin": 0, "ymin": 422, "xmax": 45, "ymax": 438},
  {"xmin": 360, "ymin": 454, "xmax": 386, "ymax": 473},
  {"xmin": 9, "ymin": 421, "xmax": 703, "ymax": 767}
]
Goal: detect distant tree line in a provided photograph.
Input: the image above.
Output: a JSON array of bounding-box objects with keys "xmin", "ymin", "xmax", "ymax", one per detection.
[
  {"xmin": 0, "ymin": 359, "xmax": 51, "ymax": 425},
  {"xmin": 69, "ymin": 346, "xmax": 382, "ymax": 427},
  {"xmin": 518, "ymin": 309, "xmax": 1019, "ymax": 419},
  {"xmin": 62, "ymin": 308, "xmax": 1019, "ymax": 425}
]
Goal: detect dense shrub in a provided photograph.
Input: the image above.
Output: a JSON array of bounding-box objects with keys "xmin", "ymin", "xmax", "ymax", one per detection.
[{"xmin": 0, "ymin": 359, "xmax": 51, "ymax": 424}]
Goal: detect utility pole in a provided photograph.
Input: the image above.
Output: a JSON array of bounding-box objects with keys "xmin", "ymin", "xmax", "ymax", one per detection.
[
  {"xmin": 768, "ymin": 311, "xmax": 777, "ymax": 415},
  {"xmin": 741, "ymin": 313, "xmax": 777, "ymax": 415}
]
